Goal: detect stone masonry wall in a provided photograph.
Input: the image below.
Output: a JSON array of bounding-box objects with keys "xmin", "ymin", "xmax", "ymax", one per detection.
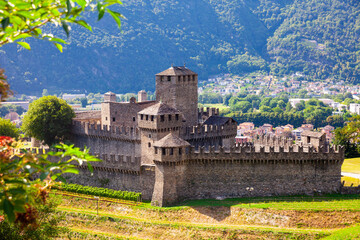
[
  {"xmin": 70, "ymin": 120, "xmax": 147, "ymax": 195},
  {"xmin": 151, "ymin": 145, "xmax": 344, "ymax": 206}
]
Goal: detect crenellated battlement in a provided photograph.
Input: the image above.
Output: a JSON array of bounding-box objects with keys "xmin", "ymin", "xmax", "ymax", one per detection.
[
  {"xmin": 182, "ymin": 122, "xmax": 237, "ymax": 140},
  {"xmin": 253, "ymin": 135, "xmax": 294, "ymax": 147},
  {"xmin": 187, "ymin": 144, "xmax": 344, "ymax": 162},
  {"xmin": 198, "ymin": 107, "xmax": 219, "ymax": 116},
  {"xmin": 72, "ymin": 120, "xmax": 140, "ymax": 142}
]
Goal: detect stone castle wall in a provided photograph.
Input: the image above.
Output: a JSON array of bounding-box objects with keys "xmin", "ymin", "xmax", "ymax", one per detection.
[
  {"xmin": 70, "ymin": 120, "xmax": 344, "ymax": 206},
  {"xmin": 182, "ymin": 122, "xmax": 237, "ymax": 149},
  {"xmin": 70, "ymin": 120, "xmax": 148, "ymax": 196},
  {"xmin": 151, "ymin": 145, "xmax": 344, "ymax": 206}
]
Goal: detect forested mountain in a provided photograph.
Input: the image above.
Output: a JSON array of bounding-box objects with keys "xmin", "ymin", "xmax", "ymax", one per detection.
[{"xmin": 1, "ymin": 0, "xmax": 359, "ymax": 94}]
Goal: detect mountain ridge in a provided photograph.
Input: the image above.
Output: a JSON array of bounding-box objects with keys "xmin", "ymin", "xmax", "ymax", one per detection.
[{"xmin": 1, "ymin": 0, "xmax": 359, "ymax": 95}]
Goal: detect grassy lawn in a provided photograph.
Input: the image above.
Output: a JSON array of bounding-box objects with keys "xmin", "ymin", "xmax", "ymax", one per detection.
[
  {"xmin": 342, "ymin": 158, "xmax": 360, "ymax": 174},
  {"xmin": 180, "ymin": 194, "xmax": 360, "ymax": 211},
  {"xmin": 57, "ymin": 191, "xmax": 360, "ymax": 239},
  {"xmin": 321, "ymin": 224, "xmax": 360, "ymax": 240},
  {"xmin": 342, "ymin": 176, "xmax": 360, "ymax": 187}
]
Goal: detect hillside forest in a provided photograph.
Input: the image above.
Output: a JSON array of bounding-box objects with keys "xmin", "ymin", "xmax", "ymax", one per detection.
[{"xmin": 1, "ymin": 0, "xmax": 360, "ymax": 94}]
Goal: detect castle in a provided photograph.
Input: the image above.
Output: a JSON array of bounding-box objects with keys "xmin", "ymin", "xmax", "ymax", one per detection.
[{"xmin": 71, "ymin": 66, "xmax": 344, "ymax": 206}]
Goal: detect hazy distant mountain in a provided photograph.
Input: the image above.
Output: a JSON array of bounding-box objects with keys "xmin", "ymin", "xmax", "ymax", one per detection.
[{"xmin": 1, "ymin": 0, "xmax": 359, "ymax": 95}]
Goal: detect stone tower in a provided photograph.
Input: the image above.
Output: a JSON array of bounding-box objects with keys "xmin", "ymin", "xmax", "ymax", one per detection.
[
  {"xmin": 137, "ymin": 102, "xmax": 183, "ymax": 165},
  {"xmin": 155, "ymin": 66, "xmax": 198, "ymax": 126},
  {"xmin": 104, "ymin": 92, "xmax": 116, "ymax": 102},
  {"xmin": 138, "ymin": 90, "xmax": 147, "ymax": 102}
]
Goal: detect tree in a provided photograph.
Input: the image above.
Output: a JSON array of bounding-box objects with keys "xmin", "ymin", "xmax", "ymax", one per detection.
[
  {"xmin": 0, "ymin": 0, "xmax": 123, "ymax": 50},
  {"xmin": 333, "ymin": 116, "xmax": 360, "ymax": 157},
  {"xmin": 0, "ymin": 138, "xmax": 100, "ymax": 224},
  {"xmin": 232, "ymin": 101, "xmax": 251, "ymax": 113},
  {"xmin": 295, "ymin": 101, "xmax": 305, "ymax": 111},
  {"xmin": 298, "ymin": 89, "xmax": 308, "ymax": 98},
  {"xmin": 0, "ymin": 0, "xmax": 119, "ymax": 230},
  {"xmin": 326, "ymin": 115, "xmax": 345, "ymax": 128},
  {"xmin": 22, "ymin": 96, "xmax": 75, "ymax": 146},
  {"xmin": 260, "ymin": 105, "xmax": 273, "ymax": 113},
  {"xmin": 0, "ymin": 69, "xmax": 11, "ymax": 102},
  {"xmin": 0, "ymin": 118, "xmax": 20, "ymax": 138},
  {"xmin": 80, "ymin": 97, "xmax": 88, "ymax": 108}
]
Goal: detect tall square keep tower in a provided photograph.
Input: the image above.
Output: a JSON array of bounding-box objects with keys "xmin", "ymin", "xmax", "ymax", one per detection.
[{"xmin": 155, "ymin": 66, "xmax": 198, "ymax": 126}]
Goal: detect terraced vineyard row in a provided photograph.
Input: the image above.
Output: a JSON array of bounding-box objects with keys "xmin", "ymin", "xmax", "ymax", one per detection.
[{"xmin": 55, "ymin": 191, "xmax": 360, "ymax": 240}]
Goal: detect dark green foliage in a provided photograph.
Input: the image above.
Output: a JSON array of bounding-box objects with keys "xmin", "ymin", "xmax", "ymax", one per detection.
[
  {"xmin": 3, "ymin": 0, "xmax": 360, "ymax": 94},
  {"xmin": 0, "ymin": 104, "xmax": 26, "ymax": 117},
  {"xmin": 333, "ymin": 116, "xmax": 360, "ymax": 157},
  {"xmin": 80, "ymin": 97, "xmax": 88, "ymax": 108},
  {"xmin": 0, "ymin": 118, "xmax": 20, "ymax": 138},
  {"xmin": 0, "ymin": 195, "xmax": 64, "ymax": 240},
  {"xmin": 55, "ymin": 183, "xmax": 141, "ymax": 201},
  {"xmin": 21, "ymin": 96, "xmax": 75, "ymax": 146},
  {"xmin": 225, "ymin": 95, "xmax": 334, "ymax": 128},
  {"xmin": 198, "ymin": 92, "xmax": 223, "ymax": 104}
]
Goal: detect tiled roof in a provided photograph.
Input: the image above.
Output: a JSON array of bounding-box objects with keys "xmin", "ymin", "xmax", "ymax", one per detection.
[
  {"xmin": 156, "ymin": 66, "xmax": 197, "ymax": 76},
  {"xmin": 203, "ymin": 116, "xmax": 235, "ymax": 126},
  {"xmin": 301, "ymin": 130, "xmax": 324, "ymax": 138},
  {"xmin": 138, "ymin": 102, "xmax": 180, "ymax": 115},
  {"xmin": 153, "ymin": 133, "xmax": 190, "ymax": 147}
]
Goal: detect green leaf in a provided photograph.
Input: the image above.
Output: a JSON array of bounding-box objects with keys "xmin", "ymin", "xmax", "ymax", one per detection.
[
  {"xmin": 75, "ymin": 0, "xmax": 86, "ymax": 8},
  {"xmin": 63, "ymin": 168, "xmax": 79, "ymax": 174},
  {"xmin": 57, "ymin": 175, "xmax": 67, "ymax": 183},
  {"xmin": 61, "ymin": 21, "xmax": 70, "ymax": 37},
  {"xmin": 97, "ymin": 2, "xmax": 105, "ymax": 21},
  {"xmin": 13, "ymin": 33, "xmax": 31, "ymax": 41},
  {"xmin": 17, "ymin": 42, "xmax": 31, "ymax": 50},
  {"xmin": 106, "ymin": 9, "xmax": 122, "ymax": 29},
  {"xmin": 3, "ymin": 199, "xmax": 15, "ymax": 222},
  {"xmin": 66, "ymin": 0, "xmax": 72, "ymax": 15},
  {"xmin": 87, "ymin": 162, "xmax": 94, "ymax": 173},
  {"xmin": 9, "ymin": 188, "xmax": 26, "ymax": 195},
  {"xmin": 53, "ymin": 42, "xmax": 63, "ymax": 52},
  {"xmin": 49, "ymin": 37, "xmax": 67, "ymax": 44},
  {"xmin": 75, "ymin": 20, "xmax": 92, "ymax": 31},
  {"xmin": 40, "ymin": 172, "xmax": 49, "ymax": 181},
  {"xmin": 1, "ymin": 17, "xmax": 10, "ymax": 29},
  {"xmin": 13, "ymin": 199, "xmax": 27, "ymax": 213}
]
